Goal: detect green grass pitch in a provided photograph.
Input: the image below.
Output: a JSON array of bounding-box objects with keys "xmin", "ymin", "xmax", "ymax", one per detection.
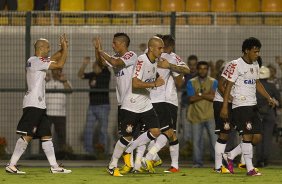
[{"xmin": 1, "ymin": 167, "xmax": 282, "ymax": 184}]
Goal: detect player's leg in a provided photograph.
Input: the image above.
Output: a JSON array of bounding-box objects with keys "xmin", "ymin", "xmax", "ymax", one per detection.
[
  {"xmin": 6, "ymin": 107, "xmax": 41, "ymax": 174},
  {"xmin": 38, "ymin": 112, "xmax": 71, "ymax": 174},
  {"xmin": 108, "ymin": 109, "xmax": 135, "ymax": 176}
]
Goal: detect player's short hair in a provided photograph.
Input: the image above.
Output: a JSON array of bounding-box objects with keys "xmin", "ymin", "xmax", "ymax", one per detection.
[
  {"xmin": 242, "ymin": 37, "xmax": 261, "ymax": 53},
  {"xmin": 162, "ymin": 34, "xmax": 175, "ymax": 48},
  {"xmin": 257, "ymin": 56, "xmax": 262, "ymax": 68},
  {"xmin": 187, "ymin": 55, "xmax": 198, "ymax": 62},
  {"xmin": 197, "ymin": 61, "xmax": 209, "ymax": 69},
  {"xmin": 114, "ymin": 33, "xmax": 130, "ymax": 47}
]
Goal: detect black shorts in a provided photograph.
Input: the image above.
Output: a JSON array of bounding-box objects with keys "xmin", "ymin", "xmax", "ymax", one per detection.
[
  {"xmin": 153, "ymin": 102, "xmax": 173, "ymax": 132},
  {"xmin": 166, "ymin": 103, "xmax": 178, "ymax": 131},
  {"xmin": 120, "ymin": 108, "xmax": 159, "ymax": 137},
  {"xmin": 232, "ymin": 106, "xmax": 262, "ymax": 135},
  {"xmin": 213, "ymin": 101, "xmax": 233, "ymax": 134},
  {"xmin": 17, "ymin": 107, "xmax": 52, "ymax": 138}
]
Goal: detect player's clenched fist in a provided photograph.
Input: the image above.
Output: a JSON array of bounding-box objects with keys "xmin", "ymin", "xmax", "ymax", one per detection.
[{"xmin": 155, "ymin": 76, "xmax": 165, "ymax": 87}]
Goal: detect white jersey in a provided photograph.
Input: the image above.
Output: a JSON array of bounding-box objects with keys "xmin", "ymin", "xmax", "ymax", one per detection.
[
  {"xmin": 46, "ymin": 79, "xmax": 70, "ymax": 116},
  {"xmin": 112, "ymin": 51, "xmax": 137, "ymax": 106},
  {"xmin": 121, "ymin": 54, "xmax": 157, "ymax": 113},
  {"xmin": 23, "ymin": 56, "xmax": 52, "ymax": 109},
  {"xmin": 165, "ymin": 52, "xmax": 186, "ymax": 106},
  {"xmin": 221, "ymin": 57, "xmax": 259, "ymax": 109}
]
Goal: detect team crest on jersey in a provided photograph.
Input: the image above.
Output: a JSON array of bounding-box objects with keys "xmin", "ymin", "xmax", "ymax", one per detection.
[
  {"xmin": 250, "ymin": 68, "xmax": 254, "ymax": 74},
  {"xmin": 223, "ymin": 122, "xmax": 231, "ymax": 130},
  {"xmin": 130, "ymin": 98, "xmax": 136, "ymax": 103},
  {"xmin": 246, "ymin": 121, "xmax": 252, "ymax": 130},
  {"xmin": 126, "ymin": 124, "xmax": 134, "ymax": 133}
]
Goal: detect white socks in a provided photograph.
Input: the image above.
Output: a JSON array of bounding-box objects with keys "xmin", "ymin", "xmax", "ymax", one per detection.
[
  {"xmin": 146, "ymin": 134, "xmax": 168, "ymax": 160},
  {"xmin": 10, "ymin": 137, "xmax": 28, "ymax": 166},
  {"xmin": 169, "ymin": 140, "xmax": 179, "ymax": 169},
  {"xmin": 134, "ymin": 144, "xmax": 146, "ymax": 170},
  {"xmin": 42, "ymin": 140, "xmax": 58, "ymax": 168},
  {"xmin": 241, "ymin": 142, "xmax": 254, "ymax": 172},
  {"xmin": 109, "ymin": 138, "xmax": 129, "ymax": 169},
  {"xmin": 215, "ymin": 139, "xmax": 227, "ymax": 169},
  {"xmin": 125, "ymin": 131, "xmax": 155, "ymax": 154}
]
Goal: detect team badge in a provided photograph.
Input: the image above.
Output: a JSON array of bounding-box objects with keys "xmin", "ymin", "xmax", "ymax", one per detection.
[
  {"xmin": 126, "ymin": 124, "xmax": 133, "ymax": 133},
  {"xmin": 223, "ymin": 122, "xmax": 231, "ymax": 130},
  {"xmin": 130, "ymin": 98, "xmax": 136, "ymax": 103},
  {"xmin": 250, "ymin": 68, "xmax": 254, "ymax": 74},
  {"xmin": 246, "ymin": 121, "xmax": 252, "ymax": 130}
]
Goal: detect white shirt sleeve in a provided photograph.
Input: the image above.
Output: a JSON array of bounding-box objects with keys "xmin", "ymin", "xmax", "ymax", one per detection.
[
  {"xmin": 120, "ymin": 51, "xmax": 137, "ymax": 67},
  {"xmin": 31, "ymin": 57, "xmax": 52, "ymax": 71},
  {"xmin": 221, "ymin": 61, "xmax": 239, "ymax": 82}
]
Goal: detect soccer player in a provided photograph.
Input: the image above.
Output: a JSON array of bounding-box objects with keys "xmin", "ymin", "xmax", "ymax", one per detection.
[
  {"xmin": 140, "ymin": 35, "xmax": 190, "ymax": 173},
  {"xmin": 93, "ymin": 33, "xmax": 138, "ymax": 176},
  {"xmin": 220, "ymin": 37, "xmax": 276, "ymax": 176},
  {"xmin": 5, "ymin": 34, "xmax": 72, "ymax": 174},
  {"xmin": 117, "ymin": 36, "xmax": 165, "ymax": 175}
]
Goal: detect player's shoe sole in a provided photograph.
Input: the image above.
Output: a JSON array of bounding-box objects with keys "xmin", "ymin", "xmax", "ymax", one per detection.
[
  {"xmin": 164, "ymin": 167, "xmax": 179, "ymax": 173},
  {"xmin": 247, "ymin": 169, "xmax": 262, "ymax": 176},
  {"xmin": 50, "ymin": 167, "xmax": 72, "ymax": 174}
]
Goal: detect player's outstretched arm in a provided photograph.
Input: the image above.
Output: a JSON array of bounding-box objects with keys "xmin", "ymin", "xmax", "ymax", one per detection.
[
  {"xmin": 49, "ymin": 34, "xmax": 68, "ymax": 70},
  {"xmin": 158, "ymin": 58, "xmax": 190, "ymax": 74}
]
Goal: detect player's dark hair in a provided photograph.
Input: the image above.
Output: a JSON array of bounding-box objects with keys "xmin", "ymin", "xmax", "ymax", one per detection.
[
  {"xmin": 187, "ymin": 55, "xmax": 198, "ymax": 62},
  {"xmin": 242, "ymin": 37, "xmax": 261, "ymax": 53},
  {"xmin": 197, "ymin": 61, "xmax": 209, "ymax": 69},
  {"xmin": 114, "ymin": 32, "xmax": 130, "ymax": 47},
  {"xmin": 162, "ymin": 34, "xmax": 175, "ymax": 48}
]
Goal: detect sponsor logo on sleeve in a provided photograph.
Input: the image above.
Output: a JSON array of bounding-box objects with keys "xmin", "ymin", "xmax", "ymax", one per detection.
[
  {"xmin": 222, "ymin": 63, "xmax": 237, "ymax": 79},
  {"xmin": 134, "ymin": 60, "xmax": 143, "ymax": 77},
  {"xmin": 122, "ymin": 52, "xmax": 134, "ymax": 61}
]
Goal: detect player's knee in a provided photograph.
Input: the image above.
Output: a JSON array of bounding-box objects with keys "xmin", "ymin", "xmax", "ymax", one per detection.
[
  {"xmin": 163, "ymin": 129, "xmax": 174, "ymax": 139},
  {"xmin": 149, "ymin": 128, "xmax": 160, "ymax": 138},
  {"xmin": 22, "ymin": 136, "xmax": 32, "ymax": 142},
  {"xmin": 40, "ymin": 136, "xmax": 52, "ymax": 142}
]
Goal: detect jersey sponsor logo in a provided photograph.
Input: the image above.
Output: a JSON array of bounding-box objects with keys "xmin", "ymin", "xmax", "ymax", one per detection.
[
  {"xmin": 134, "ymin": 60, "xmax": 143, "ymax": 77},
  {"xmin": 222, "ymin": 63, "xmax": 237, "ymax": 79},
  {"xmin": 244, "ymin": 79, "xmax": 256, "ymax": 84},
  {"xmin": 223, "ymin": 122, "xmax": 231, "ymax": 130},
  {"xmin": 115, "ymin": 70, "xmax": 125, "ymax": 77},
  {"xmin": 39, "ymin": 57, "xmax": 50, "ymax": 63},
  {"xmin": 122, "ymin": 52, "xmax": 134, "ymax": 60},
  {"xmin": 174, "ymin": 54, "xmax": 182, "ymax": 63}
]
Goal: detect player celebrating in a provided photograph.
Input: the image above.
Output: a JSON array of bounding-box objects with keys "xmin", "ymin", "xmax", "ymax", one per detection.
[
  {"xmin": 220, "ymin": 37, "xmax": 275, "ymax": 176},
  {"xmin": 94, "ymin": 33, "xmax": 138, "ymax": 176},
  {"xmin": 139, "ymin": 34, "xmax": 189, "ymax": 173},
  {"xmin": 5, "ymin": 34, "xmax": 72, "ymax": 174}
]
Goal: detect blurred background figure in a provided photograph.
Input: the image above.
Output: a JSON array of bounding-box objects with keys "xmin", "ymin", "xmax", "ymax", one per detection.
[
  {"xmin": 256, "ymin": 65, "xmax": 280, "ymax": 167},
  {"xmin": 78, "ymin": 56, "xmax": 111, "ymax": 156},
  {"xmin": 46, "ymin": 69, "xmax": 73, "ymax": 158},
  {"xmin": 186, "ymin": 61, "xmax": 217, "ymax": 167},
  {"xmin": 210, "ymin": 59, "xmax": 225, "ymax": 80},
  {"xmin": 0, "ymin": 0, "xmax": 17, "ymax": 10},
  {"xmin": 179, "ymin": 55, "xmax": 198, "ymax": 146}
]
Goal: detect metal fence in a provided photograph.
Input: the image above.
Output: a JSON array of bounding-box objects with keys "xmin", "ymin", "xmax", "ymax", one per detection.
[{"xmin": 1, "ymin": 11, "xmax": 282, "ymax": 159}]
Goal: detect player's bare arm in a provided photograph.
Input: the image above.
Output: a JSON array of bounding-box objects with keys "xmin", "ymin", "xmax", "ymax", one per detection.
[
  {"xmin": 49, "ymin": 34, "xmax": 68, "ymax": 70},
  {"xmin": 173, "ymin": 74, "xmax": 184, "ymax": 89},
  {"xmin": 132, "ymin": 76, "xmax": 164, "ymax": 89},
  {"xmin": 220, "ymin": 80, "xmax": 234, "ymax": 119},
  {"xmin": 95, "ymin": 37, "xmax": 126, "ymax": 68},
  {"xmin": 158, "ymin": 58, "xmax": 190, "ymax": 74},
  {"xmin": 77, "ymin": 56, "xmax": 90, "ymax": 79},
  {"xmin": 256, "ymin": 79, "xmax": 276, "ymax": 108}
]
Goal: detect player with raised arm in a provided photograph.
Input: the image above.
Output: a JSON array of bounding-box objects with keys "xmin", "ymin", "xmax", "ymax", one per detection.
[
  {"xmin": 5, "ymin": 34, "xmax": 72, "ymax": 174},
  {"xmin": 220, "ymin": 37, "xmax": 275, "ymax": 176},
  {"xmin": 93, "ymin": 33, "xmax": 138, "ymax": 176}
]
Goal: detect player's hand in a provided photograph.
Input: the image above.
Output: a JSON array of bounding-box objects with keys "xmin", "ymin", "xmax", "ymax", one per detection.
[
  {"xmin": 93, "ymin": 37, "xmax": 102, "ymax": 51},
  {"xmin": 157, "ymin": 58, "xmax": 170, "ymax": 69},
  {"xmin": 268, "ymin": 97, "xmax": 277, "ymax": 108},
  {"xmin": 83, "ymin": 56, "xmax": 90, "ymax": 65},
  {"xmin": 154, "ymin": 76, "xmax": 165, "ymax": 87},
  {"xmin": 220, "ymin": 107, "xmax": 229, "ymax": 120},
  {"xmin": 60, "ymin": 33, "xmax": 68, "ymax": 50}
]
